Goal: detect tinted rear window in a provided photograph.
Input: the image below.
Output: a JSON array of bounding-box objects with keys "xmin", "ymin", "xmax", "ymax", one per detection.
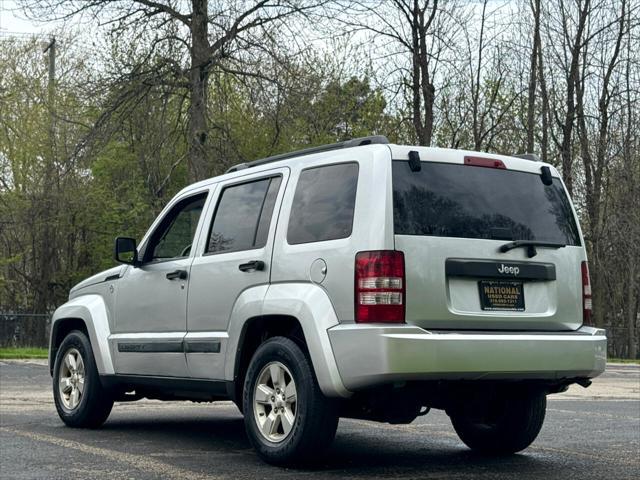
[
  {"xmin": 392, "ymin": 161, "xmax": 580, "ymax": 245},
  {"xmin": 287, "ymin": 163, "xmax": 359, "ymax": 244}
]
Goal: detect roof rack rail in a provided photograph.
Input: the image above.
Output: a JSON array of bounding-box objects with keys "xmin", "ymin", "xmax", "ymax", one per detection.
[
  {"xmin": 225, "ymin": 135, "xmax": 389, "ymax": 173},
  {"xmin": 513, "ymin": 153, "xmax": 542, "ymax": 162}
]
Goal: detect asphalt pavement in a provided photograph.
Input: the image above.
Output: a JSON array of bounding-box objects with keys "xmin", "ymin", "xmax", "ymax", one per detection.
[{"xmin": 1, "ymin": 360, "xmax": 638, "ymax": 479}]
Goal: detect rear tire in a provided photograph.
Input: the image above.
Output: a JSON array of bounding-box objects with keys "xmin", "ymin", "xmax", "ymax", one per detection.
[
  {"xmin": 243, "ymin": 336, "xmax": 339, "ymax": 465},
  {"xmin": 53, "ymin": 330, "xmax": 114, "ymax": 428},
  {"xmin": 450, "ymin": 390, "xmax": 546, "ymax": 454}
]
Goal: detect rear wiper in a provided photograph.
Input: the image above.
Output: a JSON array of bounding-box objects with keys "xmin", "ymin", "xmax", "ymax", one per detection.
[{"xmin": 499, "ymin": 240, "xmax": 566, "ymax": 258}]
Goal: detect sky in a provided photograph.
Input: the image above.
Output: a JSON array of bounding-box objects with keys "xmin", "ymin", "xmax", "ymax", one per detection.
[{"xmin": 0, "ymin": 0, "xmax": 52, "ymax": 37}]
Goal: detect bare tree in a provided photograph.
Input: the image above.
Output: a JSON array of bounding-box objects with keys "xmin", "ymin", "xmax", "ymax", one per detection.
[
  {"xmin": 553, "ymin": 0, "xmax": 591, "ymax": 195},
  {"xmin": 338, "ymin": 0, "xmax": 453, "ymax": 146},
  {"xmin": 577, "ymin": 0, "xmax": 626, "ymax": 239},
  {"xmin": 573, "ymin": 0, "xmax": 629, "ymax": 330},
  {"xmin": 536, "ymin": 12, "xmax": 551, "ymax": 163},
  {"xmin": 465, "ymin": 1, "xmax": 521, "ymax": 152},
  {"xmin": 621, "ymin": 3, "xmax": 639, "ymax": 358},
  {"xmin": 408, "ymin": 0, "xmax": 439, "ymax": 145},
  {"xmin": 470, "ymin": 0, "xmax": 488, "ymax": 150},
  {"xmin": 4, "ymin": 0, "xmax": 639, "ymax": 356},
  {"xmin": 20, "ymin": 0, "xmax": 317, "ymax": 181}
]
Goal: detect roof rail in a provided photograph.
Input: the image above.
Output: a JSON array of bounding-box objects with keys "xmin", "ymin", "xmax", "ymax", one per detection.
[
  {"xmin": 513, "ymin": 153, "xmax": 542, "ymax": 162},
  {"xmin": 225, "ymin": 135, "xmax": 389, "ymax": 173}
]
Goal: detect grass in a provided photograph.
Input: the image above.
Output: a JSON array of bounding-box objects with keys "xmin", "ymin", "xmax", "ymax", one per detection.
[
  {"xmin": 609, "ymin": 358, "xmax": 640, "ymax": 364},
  {"xmin": 0, "ymin": 347, "xmax": 48, "ymax": 359},
  {"xmin": 0, "ymin": 347, "xmax": 637, "ymax": 364}
]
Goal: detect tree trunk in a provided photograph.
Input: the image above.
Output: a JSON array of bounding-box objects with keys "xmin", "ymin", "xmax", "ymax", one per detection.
[
  {"xmin": 536, "ymin": 29, "xmax": 549, "ymax": 162},
  {"xmin": 592, "ymin": 0, "xmax": 625, "ymax": 239},
  {"xmin": 410, "ymin": 4, "xmax": 425, "ymax": 145},
  {"xmin": 526, "ymin": 0, "xmax": 541, "ymax": 153},
  {"xmin": 471, "ymin": 0, "xmax": 487, "ymax": 150},
  {"xmin": 623, "ymin": 2, "xmax": 636, "ymax": 359},
  {"xmin": 409, "ymin": 0, "xmax": 437, "ymax": 147},
  {"xmin": 411, "ymin": 43, "xmax": 425, "ymax": 143},
  {"xmin": 417, "ymin": 8, "xmax": 434, "ymax": 146},
  {"xmin": 575, "ymin": 68, "xmax": 601, "ymax": 326},
  {"xmin": 188, "ymin": 0, "xmax": 210, "ymax": 182},
  {"xmin": 558, "ymin": 0, "xmax": 591, "ymax": 195},
  {"xmin": 627, "ymin": 254, "xmax": 638, "ymax": 359}
]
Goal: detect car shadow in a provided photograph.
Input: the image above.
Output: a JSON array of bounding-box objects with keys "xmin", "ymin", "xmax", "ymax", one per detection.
[{"xmin": 97, "ymin": 411, "xmax": 549, "ymax": 477}]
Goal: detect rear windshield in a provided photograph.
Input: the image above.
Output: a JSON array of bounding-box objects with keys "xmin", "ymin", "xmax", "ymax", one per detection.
[{"xmin": 392, "ymin": 161, "xmax": 581, "ymax": 245}]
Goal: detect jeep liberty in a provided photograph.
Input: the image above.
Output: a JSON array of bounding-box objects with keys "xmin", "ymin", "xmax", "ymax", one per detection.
[{"xmin": 49, "ymin": 136, "xmax": 606, "ymax": 464}]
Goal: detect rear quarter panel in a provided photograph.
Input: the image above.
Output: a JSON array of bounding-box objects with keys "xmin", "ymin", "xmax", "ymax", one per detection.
[{"xmin": 270, "ymin": 144, "xmax": 395, "ymax": 323}]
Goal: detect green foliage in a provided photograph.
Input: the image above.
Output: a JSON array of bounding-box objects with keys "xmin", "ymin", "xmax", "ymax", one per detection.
[
  {"xmin": 81, "ymin": 141, "xmax": 152, "ymax": 273},
  {"xmin": 0, "ymin": 15, "xmax": 636, "ymax": 358},
  {"xmin": 201, "ymin": 68, "xmax": 394, "ymax": 176},
  {"xmin": 609, "ymin": 358, "xmax": 640, "ymax": 365},
  {"xmin": 0, "ymin": 39, "xmax": 395, "ymax": 313}
]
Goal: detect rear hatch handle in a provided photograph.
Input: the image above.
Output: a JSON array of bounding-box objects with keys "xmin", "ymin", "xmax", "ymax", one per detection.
[{"xmin": 499, "ymin": 240, "xmax": 566, "ymax": 258}]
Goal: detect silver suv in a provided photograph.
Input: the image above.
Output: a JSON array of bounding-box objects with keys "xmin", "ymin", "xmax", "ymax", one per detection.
[{"xmin": 49, "ymin": 136, "xmax": 606, "ymax": 464}]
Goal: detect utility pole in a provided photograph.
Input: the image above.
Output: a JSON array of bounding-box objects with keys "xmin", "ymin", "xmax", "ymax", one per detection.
[
  {"xmin": 35, "ymin": 37, "xmax": 56, "ymax": 316},
  {"xmin": 43, "ymin": 37, "xmax": 56, "ymax": 147}
]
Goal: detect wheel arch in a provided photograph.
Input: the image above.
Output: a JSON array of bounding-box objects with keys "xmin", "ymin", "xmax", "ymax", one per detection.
[
  {"xmin": 225, "ymin": 283, "xmax": 351, "ymax": 401},
  {"xmin": 49, "ymin": 295, "xmax": 114, "ymax": 376},
  {"xmin": 49, "ymin": 317, "xmax": 88, "ymax": 375},
  {"xmin": 230, "ymin": 314, "xmax": 307, "ymax": 406}
]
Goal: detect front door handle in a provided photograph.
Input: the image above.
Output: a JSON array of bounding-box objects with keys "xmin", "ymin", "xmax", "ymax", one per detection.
[
  {"xmin": 238, "ymin": 260, "xmax": 265, "ymax": 272},
  {"xmin": 166, "ymin": 269, "xmax": 188, "ymax": 280}
]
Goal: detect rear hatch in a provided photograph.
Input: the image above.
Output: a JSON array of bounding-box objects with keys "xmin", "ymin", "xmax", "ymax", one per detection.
[{"xmin": 392, "ymin": 149, "xmax": 585, "ymax": 331}]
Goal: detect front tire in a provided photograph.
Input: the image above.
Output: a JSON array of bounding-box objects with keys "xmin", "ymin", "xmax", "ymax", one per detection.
[
  {"xmin": 450, "ymin": 390, "xmax": 546, "ymax": 454},
  {"xmin": 243, "ymin": 336, "xmax": 339, "ymax": 465},
  {"xmin": 53, "ymin": 330, "xmax": 114, "ymax": 428}
]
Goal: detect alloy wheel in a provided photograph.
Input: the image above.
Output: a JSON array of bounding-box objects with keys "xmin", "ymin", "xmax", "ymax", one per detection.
[
  {"xmin": 253, "ymin": 361, "xmax": 297, "ymax": 442},
  {"xmin": 58, "ymin": 348, "xmax": 85, "ymax": 410}
]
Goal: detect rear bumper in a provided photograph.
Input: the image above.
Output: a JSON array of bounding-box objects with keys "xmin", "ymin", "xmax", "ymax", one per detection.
[{"xmin": 327, "ymin": 325, "xmax": 606, "ymax": 391}]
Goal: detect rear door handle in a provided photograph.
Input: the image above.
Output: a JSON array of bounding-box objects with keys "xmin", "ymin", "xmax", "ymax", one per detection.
[
  {"xmin": 238, "ymin": 260, "xmax": 265, "ymax": 272},
  {"xmin": 166, "ymin": 269, "xmax": 188, "ymax": 280}
]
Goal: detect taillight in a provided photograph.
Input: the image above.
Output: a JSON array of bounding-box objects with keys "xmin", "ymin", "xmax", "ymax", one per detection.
[
  {"xmin": 581, "ymin": 261, "xmax": 593, "ymax": 326},
  {"xmin": 355, "ymin": 251, "xmax": 405, "ymax": 323}
]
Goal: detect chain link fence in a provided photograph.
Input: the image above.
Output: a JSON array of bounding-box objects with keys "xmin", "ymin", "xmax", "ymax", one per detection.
[
  {"xmin": 0, "ymin": 313, "xmax": 51, "ymax": 348},
  {"xmin": 603, "ymin": 325, "xmax": 639, "ymax": 359}
]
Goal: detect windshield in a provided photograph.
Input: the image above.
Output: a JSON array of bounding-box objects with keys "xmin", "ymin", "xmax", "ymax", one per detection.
[{"xmin": 392, "ymin": 160, "xmax": 581, "ymax": 246}]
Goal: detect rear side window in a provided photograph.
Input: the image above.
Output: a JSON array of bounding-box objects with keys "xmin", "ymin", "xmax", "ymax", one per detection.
[
  {"xmin": 392, "ymin": 161, "xmax": 580, "ymax": 245},
  {"xmin": 207, "ymin": 176, "xmax": 281, "ymax": 254},
  {"xmin": 287, "ymin": 163, "xmax": 359, "ymax": 244}
]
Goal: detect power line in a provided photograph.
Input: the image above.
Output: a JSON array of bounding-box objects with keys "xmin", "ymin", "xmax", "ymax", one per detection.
[
  {"xmin": 0, "ymin": 0, "xmax": 46, "ymax": 40},
  {"xmin": 0, "ymin": 30, "xmax": 41, "ymax": 37}
]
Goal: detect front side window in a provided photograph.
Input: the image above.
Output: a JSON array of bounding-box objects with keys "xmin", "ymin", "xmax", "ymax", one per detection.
[
  {"xmin": 287, "ymin": 163, "xmax": 359, "ymax": 245},
  {"xmin": 206, "ymin": 176, "xmax": 282, "ymax": 254},
  {"xmin": 146, "ymin": 194, "xmax": 207, "ymax": 262}
]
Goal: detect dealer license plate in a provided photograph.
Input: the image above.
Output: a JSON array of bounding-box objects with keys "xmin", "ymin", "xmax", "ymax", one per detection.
[{"xmin": 478, "ymin": 280, "xmax": 525, "ymax": 311}]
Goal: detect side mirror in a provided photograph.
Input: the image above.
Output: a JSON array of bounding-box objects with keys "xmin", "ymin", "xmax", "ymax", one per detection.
[{"xmin": 115, "ymin": 237, "xmax": 139, "ymax": 265}]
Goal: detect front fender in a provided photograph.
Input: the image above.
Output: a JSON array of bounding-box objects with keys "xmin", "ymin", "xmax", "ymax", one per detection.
[
  {"xmin": 225, "ymin": 283, "xmax": 351, "ymax": 398},
  {"xmin": 49, "ymin": 295, "xmax": 114, "ymax": 375}
]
